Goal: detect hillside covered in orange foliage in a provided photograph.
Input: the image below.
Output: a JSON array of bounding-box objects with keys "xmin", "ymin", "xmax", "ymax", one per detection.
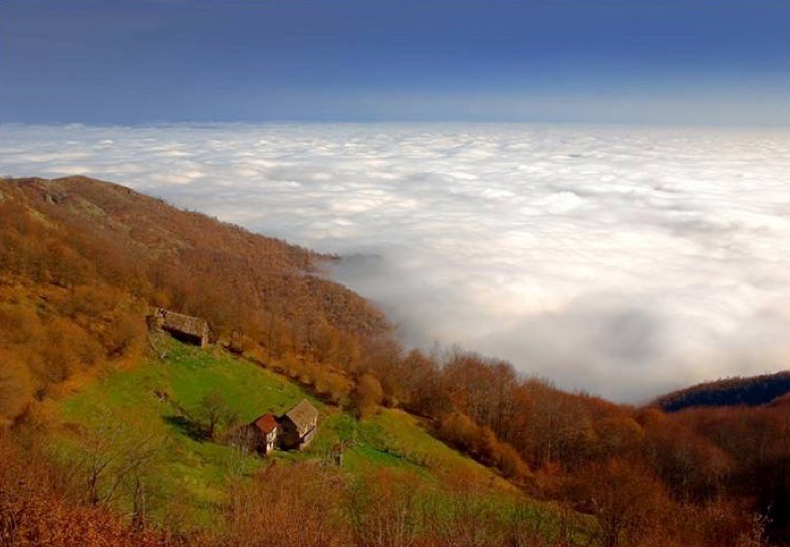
[{"xmin": 2, "ymin": 176, "xmax": 790, "ymax": 547}]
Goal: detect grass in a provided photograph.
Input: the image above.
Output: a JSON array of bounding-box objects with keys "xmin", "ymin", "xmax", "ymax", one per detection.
[
  {"xmin": 54, "ymin": 338, "xmax": 319, "ymax": 527},
  {"xmin": 50, "ymin": 337, "xmax": 573, "ymax": 536},
  {"xmin": 313, "ymin": 409, "xmax": 516, "ymax": 489}
]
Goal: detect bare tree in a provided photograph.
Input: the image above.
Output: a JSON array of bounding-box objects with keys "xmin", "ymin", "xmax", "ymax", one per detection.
[
  {"xmin": 197, "ymin": 387, "xmax": 238, "ymax": 440},
  {"xmin": 66, "ymin": 411, "xmax": 162, "ymax": 512}
]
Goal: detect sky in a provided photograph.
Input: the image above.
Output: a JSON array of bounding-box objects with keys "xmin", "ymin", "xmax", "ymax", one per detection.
[{"xmin": 1, "ymin": 0, "xmax": 789, "ymax": 125}]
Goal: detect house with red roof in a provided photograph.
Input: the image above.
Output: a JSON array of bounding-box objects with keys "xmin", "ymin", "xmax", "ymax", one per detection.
[{"xmin": 246, "ymin": 413, "xmax": 279, "ymax": 455}]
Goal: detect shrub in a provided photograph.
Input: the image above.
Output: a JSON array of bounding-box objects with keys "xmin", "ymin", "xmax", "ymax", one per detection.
[
  {"xmin": 350, "ymin": 373, "xmax": 383, "ymax": 419},
  {"xmin": 0, "ymin": 351, "xmax": 33, "ymax": 421}
]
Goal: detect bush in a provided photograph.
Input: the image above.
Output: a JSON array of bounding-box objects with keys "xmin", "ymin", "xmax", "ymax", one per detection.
[
  {"xmin": 437, "ymin": 411, "xmax": 479, "ymax": 454},
  {"xmin": 350, "ymin": 373, "xmax": 383, "ymax": 419},
  {"xmin": 101, "ymin": 313, "xmax": 144, "ymax": 358},
  {"xmin": 0, "ymin": 351, "xmax": 33, "ymax": 421}
]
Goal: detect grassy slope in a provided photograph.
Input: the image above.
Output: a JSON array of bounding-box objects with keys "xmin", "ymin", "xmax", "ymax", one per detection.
[
  {"xmin": 53, "ymin": 339, "xmax": 300, "ymax": 526},
  {"xmin": 49, "ymin": 339, "xmax": 548, "ymax": 532}
]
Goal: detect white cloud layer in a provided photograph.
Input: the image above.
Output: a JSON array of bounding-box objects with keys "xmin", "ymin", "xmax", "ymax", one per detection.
[{"xmin": 2, "ymin": 122, "xmax": 790, "ymax": 402}]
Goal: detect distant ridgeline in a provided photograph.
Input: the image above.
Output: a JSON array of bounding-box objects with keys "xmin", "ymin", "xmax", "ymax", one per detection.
[{"xmin": 656, "ymin": 370, "xmax": 790, "ymax": 412}]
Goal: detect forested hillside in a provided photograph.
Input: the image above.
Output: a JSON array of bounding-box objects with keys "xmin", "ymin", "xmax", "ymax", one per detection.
[
  {"xmin": 2, "ymin": 176, "xmax": 789, "ymax": 546},
  {"xmin": 0, "ymin": 176, "xmax": 386, "ymax": 417},
  {"xmin": 656, "ymin": 371, "xmax": 790, "ymax": 412}
]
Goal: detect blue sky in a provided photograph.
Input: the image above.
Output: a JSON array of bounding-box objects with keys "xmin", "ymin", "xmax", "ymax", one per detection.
[{"xmin": 1, "ymin": 1, "xmax": 788, "ymax": 125}]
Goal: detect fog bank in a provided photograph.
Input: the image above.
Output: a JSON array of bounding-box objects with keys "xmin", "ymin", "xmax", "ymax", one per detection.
[{"xmin": 3, "ymin": 122, "xmax": 789, "ymax": 402}]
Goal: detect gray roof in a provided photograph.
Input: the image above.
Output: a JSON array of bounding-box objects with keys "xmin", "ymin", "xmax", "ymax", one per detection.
[
  {"xmin": 155, "ymin": 308, "xmax": 209, "ymax": 338},
  {"xmin": 285, "ymin": 399, "xmax": 318, "ymax": 432}
]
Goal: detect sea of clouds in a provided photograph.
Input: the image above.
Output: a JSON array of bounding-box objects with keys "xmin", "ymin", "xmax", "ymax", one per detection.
[{"xmin": 2, "ymin": 122, "xmax": 789, "ymax": 403}]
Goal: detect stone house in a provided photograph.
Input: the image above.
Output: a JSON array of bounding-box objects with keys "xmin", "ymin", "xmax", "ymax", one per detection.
[
  {"xmin": 246, "ymin": 413, "xmax": 279, "ymax": 455},
  {"xmin": 278, "ymin": 399, "xmax": 318, "ymax": 450},
  {"xmin": 148, "ymin": 307, "xmax": 210, "ymax": 347}
]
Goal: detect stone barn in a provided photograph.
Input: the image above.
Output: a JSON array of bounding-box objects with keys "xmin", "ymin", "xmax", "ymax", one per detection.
[
  {"xmin": 149, "ymin": 307, "xmax": 210, "ymax": 347},
  {"xmin": 278, "ymin": 399, "xmax": 318, "ymax": 450}
]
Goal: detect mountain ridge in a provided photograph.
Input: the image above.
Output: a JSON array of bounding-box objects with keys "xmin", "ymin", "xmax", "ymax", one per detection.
[{"xmin": 653, "ymin": 370, "xmax": 790, "ymax": 412}]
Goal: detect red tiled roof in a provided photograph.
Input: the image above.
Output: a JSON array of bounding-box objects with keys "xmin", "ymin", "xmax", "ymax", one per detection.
[{"xmin": 253, "ymin": 413, "xmax": 278, "ymax": 434}]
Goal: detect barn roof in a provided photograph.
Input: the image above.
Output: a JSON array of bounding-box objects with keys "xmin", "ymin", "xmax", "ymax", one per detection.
[
  {"xmin": 285, "ymin": 399, "xmax": 318, "ymax": 432},
  {"xmin": 156, "ymin": 308, "xmax": 208, "ymax": 338},
  {"xmin": 252, "ymin": 413, "xmax": 278, "ymax": 434}
]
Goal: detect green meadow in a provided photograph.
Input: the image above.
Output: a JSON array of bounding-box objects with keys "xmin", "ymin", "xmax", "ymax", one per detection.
[
  {"xmin": 54, "ymin": 340, "xmax": 310, "ymax": 526},
  {"xmin": 51, "ymin": 339, "xmax": 570, "ymax": 534}
]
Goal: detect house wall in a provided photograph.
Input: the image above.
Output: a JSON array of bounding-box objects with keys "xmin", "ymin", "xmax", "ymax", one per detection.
[
  {"xmin": 278, "ymin": 420, "xmax": 300, "ymax": 449},
  {"xmin": 264, "ymin": 430, "xmax": 277, "ymax": 453},
  {"xmin": 295, "ymin": 416, "xmax": 317, "ymax": 438},
  {"xmin": 300, "ymin": 426, "xmax": 317, "ymax": 449}
]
